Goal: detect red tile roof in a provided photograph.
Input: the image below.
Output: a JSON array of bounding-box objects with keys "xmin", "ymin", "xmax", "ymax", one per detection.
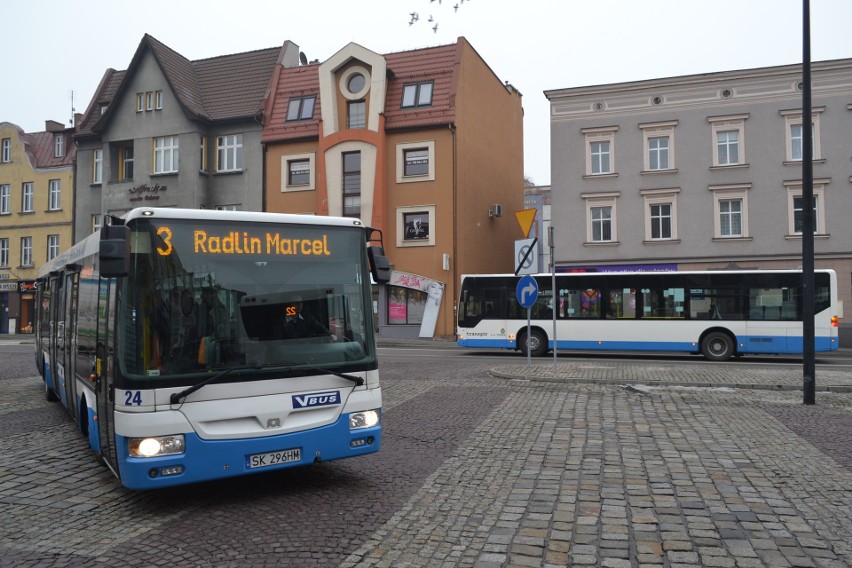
[{"xmin": 262, "ymin": 42, "xmax": 459, "ymax": 143}]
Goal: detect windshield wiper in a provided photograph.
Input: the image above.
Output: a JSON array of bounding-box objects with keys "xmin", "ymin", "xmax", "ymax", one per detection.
[
  {"xmin": 256, "ymin": 363, "xmax": 365, "ymax": 387},
  {"xmin": 170, "ymin": 365, "xmax": 250, "ymax": 405},
  {"xmin": 169, "ymin": 363, "xmax": 365, "ymax": 406}
]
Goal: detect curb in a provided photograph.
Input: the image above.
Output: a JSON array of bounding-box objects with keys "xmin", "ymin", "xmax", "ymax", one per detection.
[{"xmin": 488, "ymin": 369, "xmax": 852, "ymax": 393}]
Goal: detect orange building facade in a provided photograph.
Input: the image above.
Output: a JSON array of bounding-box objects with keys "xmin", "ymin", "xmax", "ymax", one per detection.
[{"xmin": 263, "ymin": 39, "xmax": 524, "ymax": 339}]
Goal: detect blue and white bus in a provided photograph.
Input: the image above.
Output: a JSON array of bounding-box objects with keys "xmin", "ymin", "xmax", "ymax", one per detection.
[
  {"xmin": 457, "ymin": 270, "xmax": 841, "ymax": 360},
  {"xmin": 36, "ymin": 208, "xmax": 390, "ymax": 489}
]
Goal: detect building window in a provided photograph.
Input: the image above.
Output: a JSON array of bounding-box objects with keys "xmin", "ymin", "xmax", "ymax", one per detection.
[
  {"xmin": 396, "ymin": 141, "xmax": 435, "ymax": 183},
  {"xmin": 0, "ymin": 238, "xmax": 8, "ymax": 267},
  {"xmin": 403, "ymin": 211, "xmax": 430, "ymax": 241},
  {"xmin": 216, "ymin": 204, "xmax": 240, "ymax": 211},
  {"xmin": 54, "ymin": 134, "xmax": 64, "ymax": 158},
  {"xmin": 347, "ymin": 73, "xmax": 366, "ymax": 95},
  {"xmin": 286, "ymin": 96, "xmax": 316, "ymax": 121},
  {"xmin": 641, "ymin": 189, "xmax": 679, "ymax": 242},
  {"xmin": 403, "ymin": 148, "xmax": 429, "ymax": 177},
  {"xmin": 402, "ymin": 82, "xmax": 434, "ymax": 108},
  {"xmin": 342, "ymin": 151, "xmax": 361, "ymax": 217},
  {"xmin": 396, "ymin": 205, "xmax": 436, "ymax": 247},
  {"xmin": 592, "ymin": 206, "xmax": 612, "ymax": 241},
  {"xmin": 281, "ymin": 153, "xmax": 316, "ymax": 191},
  {"xmin": 216, "ymin": 134, "xmax": 243, "ymax": 172},
  {"xmin": 708, "ymin": 114, "xmax": 747, "ymax": 167},
  {"xmin": 200, "ymin": 136, "xmax": 208, "ymax": 172},
  {"xmin": 590, "ymin": 141, "xmax": 611, "ymax": 174},
  {"xmin": 582, "ymin": 192, "xmax": 619, "ymax": 244},
  {"xmin": 22, "ymin": 182, "xmax": 34, "ymax": 212},
  {"xmin": 1, "ymin": 138, "xmax": 10, "ymax": 162},
  {"xmin": 155, "ymin": 91, "xmax": 163, "ymax": 110},
  {"xmin": 339, "ymin": 66, "xmax": 371, "ymax": 100},
  {"xmin": 719, "ymin": 199, "xmax": 743, "ymax": 237},
  {"xmin": 154, "ymin": 136, "xmax": 179, "ymax": 174},
  {"xmin": 92, "ymin": 149, "xmax": 103, "ymax": 184},
  {"xmin": 711, "ymin": 184, "xmax": 750, "ymax": 239},
  {"xmin": 582, "ymin": 127, "xmax": 617, "ymax": 176},
  {"xmin": 288, "ymin": 159, "xmax": 310, "ymax": 186},
  {"xmin": 648, "ymin": 137, "xmax": 669, "ymax": 170},
  {"xmin": 91, "ymin": 214, "xmax": 102, "ymax": 234},
  {"xmin": 781, "ymin": 108, "xmax": 823, "ymax": 162},
  {"xmin": 0, "ymin": 184, "xmax": 9, "ymax": 214},
  {"xmin": 348, "ymin": 101, "xmax": 366, "ymax": 129},
  {"xmin": 47, "ymin": 235, "xmax": 60, "ymax": 261},
  {"xmin": 388, "ymin": 286, "xmax": 427, "ymax": 325},
  {"xmin": 146, "ymin": 92, "xmax": 154, "ymax": 111},
  {"xmin": 786, "ymin": 181, "xmax": 827, "ymax": 236},
  {"xmin": 136, "ymin": 93, "xmax": 145, "ymax": 112},
  {"xmin": 640, "ymin": 121, "xmax": 677, "ymax": 172},
  {"xmin": 21, "ymin": 237, "xmax": 33, "ymax": 267},
  {"xmin": 48, "ymin": 180, "xmax": 61, "ymax": 210},
  {"xmin": 120, "ymin": 145, "xmax": 134, "ymax": 180}
]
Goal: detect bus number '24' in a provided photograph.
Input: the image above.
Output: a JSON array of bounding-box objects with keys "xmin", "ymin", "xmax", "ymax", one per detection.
[{"xmin": 124, "ymin": 391, "xmax": 143, "ymax": 406}]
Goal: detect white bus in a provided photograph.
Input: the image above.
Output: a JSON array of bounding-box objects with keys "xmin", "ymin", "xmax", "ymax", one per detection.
[
  {"xmin": 457, "ymin": 270, "xmax": 840, "ymax": 360},
  {"xmin": 36, "ymin": 208, "xmax": 390, "ymax": 489}
]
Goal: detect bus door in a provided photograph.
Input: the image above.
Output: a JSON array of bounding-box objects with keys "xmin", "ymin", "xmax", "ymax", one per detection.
[
  {"xmin": 45, "ymin": 275, "xmax": 63, "ymax": 401},
  {"xmin": 57, "ymin": 271, "xmax": 80, "ymax": 421},
  {"xmin": 95, "ymin": 279, "xmax": 120, "ymax": 473}
]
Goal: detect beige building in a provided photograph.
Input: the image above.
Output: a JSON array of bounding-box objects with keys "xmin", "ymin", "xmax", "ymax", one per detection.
[
  {"xmin": 262, "ymin": 39, "xmax": 525, "ymax": 339},
  {"xmin": 0, "ymin": 120, "xmax": 76, "ymax": 334}
]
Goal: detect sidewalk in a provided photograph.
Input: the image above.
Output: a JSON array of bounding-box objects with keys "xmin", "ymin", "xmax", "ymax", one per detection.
[{"xmin": 490, "ymin": 358, "xmax": 852, "ymax": 393}]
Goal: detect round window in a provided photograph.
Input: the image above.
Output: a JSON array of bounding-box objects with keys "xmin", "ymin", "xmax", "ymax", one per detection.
[{"xmin": 347, "ymin": 73, "xmax": 366, "ymax": 94}]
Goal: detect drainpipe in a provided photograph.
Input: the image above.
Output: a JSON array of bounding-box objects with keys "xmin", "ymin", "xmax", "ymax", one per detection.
[{"xmin": 450, "ymin": 123, "xmax": 457, "ymax": 341}]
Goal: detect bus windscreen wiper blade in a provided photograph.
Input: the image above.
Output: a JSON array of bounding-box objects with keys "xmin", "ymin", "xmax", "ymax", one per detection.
[
  {"xmin": 261, "ymin": 363, "xmax": 364, "ymax": 386},
  {"xmin": 170, "ymin": 366, "xmax": 249, "ymax": 405}
]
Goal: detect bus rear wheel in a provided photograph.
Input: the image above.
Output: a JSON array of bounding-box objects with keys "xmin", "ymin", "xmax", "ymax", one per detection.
[
  {"xmin": 521, "ymin": 329, "xmax": 548, "ymax": 357},
  {"xmin": 701, "ymin": 331, "xmax": 734, "ymax": 361}
]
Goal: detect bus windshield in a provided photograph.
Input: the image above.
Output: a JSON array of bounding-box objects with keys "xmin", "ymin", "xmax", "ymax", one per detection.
[{"xmin": 117, "ymin": 218, "xmax": 375, "ymax": 383}]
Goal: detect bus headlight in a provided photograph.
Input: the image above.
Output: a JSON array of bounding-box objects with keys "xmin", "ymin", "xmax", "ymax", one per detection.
[
  {"xmin": 129, "ymin": 434, "xmax": 185, "ymax": 458},
  {"xmin": 349, "ymin": 410, "xmax": 380, "ymax": 430}
]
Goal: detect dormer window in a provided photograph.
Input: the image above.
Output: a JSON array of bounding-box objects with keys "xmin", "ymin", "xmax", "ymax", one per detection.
[
  {"xmin": 286, "ymin": 96, "xmax": 316, "ymax": 121},
  {"xmin": 402, "ymin": 81, "xmax": 433, "ymax": 108},
  {"xmin": 54, "ymin": 134, "xmax": 64, "ymax": 158}
]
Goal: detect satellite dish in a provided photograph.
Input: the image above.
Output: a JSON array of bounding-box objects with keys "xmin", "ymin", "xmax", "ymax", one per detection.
[{"xmin": 299, "ymin": 52, "xmax": 308, "ymax": 65}]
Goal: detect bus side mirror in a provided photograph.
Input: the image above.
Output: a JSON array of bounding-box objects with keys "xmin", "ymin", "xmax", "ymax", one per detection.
[
  {"xmin": 367, "ymin": 246, "xmax": 390, "ymax": 284},
  {"xmin": 99, "ymin": 224, "xmax": 130, "ymax": 277}
]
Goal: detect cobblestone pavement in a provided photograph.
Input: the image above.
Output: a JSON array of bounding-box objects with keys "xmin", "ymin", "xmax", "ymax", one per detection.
[{"xmin": 1, "ymin": 350, "xmax": 851, "ymax": 567}]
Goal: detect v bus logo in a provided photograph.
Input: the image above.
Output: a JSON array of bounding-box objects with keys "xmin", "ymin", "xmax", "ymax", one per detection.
[{"xmin": 292, "ymin": 391, "xmax": 341, "ymax": 409}]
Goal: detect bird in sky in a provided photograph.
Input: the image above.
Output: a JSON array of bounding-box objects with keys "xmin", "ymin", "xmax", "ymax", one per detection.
[{"xmin": 433, "ymin": 23, "xmax": 438, "ymax": 33}]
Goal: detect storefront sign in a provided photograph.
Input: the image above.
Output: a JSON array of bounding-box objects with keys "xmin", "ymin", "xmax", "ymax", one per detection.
[
  {"xmin": 19, "ymin": 281, "xmax": 38, "ymax": 293},
  {"xmin": 0, "ymin": 282, "xmax": 17, "ymax": 291},
  {"xmin": 128, "ymin": 183, "xmax": 167, "ymax": 202}
]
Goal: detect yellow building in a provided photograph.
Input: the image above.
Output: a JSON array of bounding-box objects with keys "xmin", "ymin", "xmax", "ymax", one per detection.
[{"xmin": 0, "ymin": 120, "xmax": 76, "ymax": 334}]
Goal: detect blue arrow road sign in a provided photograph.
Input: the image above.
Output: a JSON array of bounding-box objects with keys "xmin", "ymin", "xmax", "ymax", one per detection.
[{"xmin": 516, "ymin": 275, "xmax": 538, "ymax": 308}]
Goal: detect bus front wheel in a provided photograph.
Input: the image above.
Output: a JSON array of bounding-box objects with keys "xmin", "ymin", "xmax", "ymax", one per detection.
[
  {"xmin": 521, "ymin": 329, "xmax": 548, "ymax": 357},
  {"xmin": 701, "ymin": 332, "xmax": 734, "ymax": 361}
]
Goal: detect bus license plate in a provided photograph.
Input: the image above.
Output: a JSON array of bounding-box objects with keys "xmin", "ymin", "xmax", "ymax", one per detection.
[{"xmin": 247, "ymin": 448, "xmax": 301, "ymax": 469}]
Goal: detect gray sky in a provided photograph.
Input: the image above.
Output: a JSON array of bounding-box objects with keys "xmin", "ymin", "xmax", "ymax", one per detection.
[{"xmin": 2, "ymin": 0, "xmax": 850, "ymax": 186}]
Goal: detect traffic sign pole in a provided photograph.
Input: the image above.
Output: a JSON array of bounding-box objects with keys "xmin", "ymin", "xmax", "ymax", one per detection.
[{"xmin": 516, "ymin": 275, "xmax": 539, "ymax": 367}]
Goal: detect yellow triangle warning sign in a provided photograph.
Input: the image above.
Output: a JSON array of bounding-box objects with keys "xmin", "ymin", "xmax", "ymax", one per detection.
[{"xmin": 514, "ymin": 208, "xmax": 537, "ymax": 238}]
